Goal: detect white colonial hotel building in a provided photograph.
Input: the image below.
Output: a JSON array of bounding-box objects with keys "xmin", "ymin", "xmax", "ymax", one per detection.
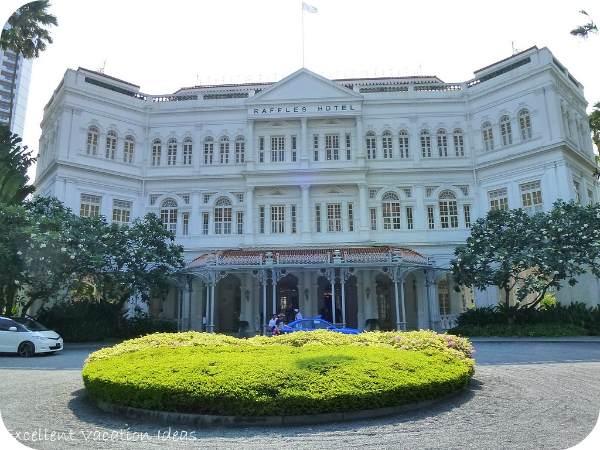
[{"xmin": 35, "ymin": 46, "xmax": 599, "ymax": 334}]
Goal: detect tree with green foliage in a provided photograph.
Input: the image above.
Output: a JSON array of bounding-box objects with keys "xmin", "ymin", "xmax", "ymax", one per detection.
[
  {"xmin": 0, "ymin": 125, "xmax": 36, "ymax": 204},
  {"xmin": 0, "ymin": 0, "xmax": 57, "ymax": 130},
  {"xmin": 589, "ymin": 102, "xmax": 600, "ymax": 155},
  {"xmin": 451, "ymin": 201, "xmax": 600, "ymax": 310}
]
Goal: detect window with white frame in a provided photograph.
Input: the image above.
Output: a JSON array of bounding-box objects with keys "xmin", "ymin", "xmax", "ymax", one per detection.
[
  {"xmin": 366, "ymin": 131, "xmax": 376, "ymax": 159},
  {"xmin": 463, "ymin": 204, "xmax": 471, "ymax": 227},
  {"xmin": 259, "ymin": 205, "xmax": 265, "ymax": 233},
  {"xmin": 204, "ymin": 137, "xmax": 214, "ymax": 164},
  {"xmin": 382, "ymin": 130, "xmax": 393, "ymax": 159},
  {"xmin": 291, "ymin": 135, "xmax": 297, "ymax": 162},
  {"xmin": 427, "ymin": 205, "xmax": 435, "ymax": 229},
  {"xmin": 123, "ymin": 135, "xmax": 135, "ymax": 163},
  {"xmin": 313, "ymin": 134, "xmax": 319, "ymax": 161},
  {"xmin": 219, "ymin": 136, "xmax": 230, "ymax": 164},
  {"xmin": 105, "ymin": 130, "xmax": 117, "ymax": 159},
  {"xmin": 325, "ymin": 134, "xmax": 340, "ymax": 160},
  {"xmin": 439, "ymin": 190, "xmax": 458, "ymax": 229},
  {"xmin": 399, "ymin": 130, "xmax": 409, "ymax": 158},
  {"xmin": 519, "ymin": 109, "xmax": 532, "ymax": 140},
  {"xmin": 237, "ymin": 211, "xmax": 244, "ymax": 234},
  {"xmin": 202, "ymin": 212, "xmax": 209, "ymax": 235},
  {"xmin": 214, "ymin": 197, "xmax": 232, "ymax": 234},
  {"xmin": 235, "ymin": 136, "xmax": 245, "ymax": 164},
  {"xmin": 453, "ymin": 129, "xmax": 464, "ymax": 157},
  {"xmin": 348, "ymin": 202, "xmax": 354, "ymax": 231},
  {"xmin": 80, "ymin": 194, "xmax": 101, "ymax": 218},
  {"xmin": 370, "ymin": 208, "xmax": 377, "ymax": 230},
  {"xmin": 167, "ymin": 139, "xmax": 177, "ymax": 166},
  {"xmin": 437, "ymin": 129, "xmax": 448, "ymax": 157},
  {"xmin": 406, "ymin": 206, "xmax": 414, "ymax": 229},
  {"xmin": 500, "ymin": 115, "xmax": 512, "ymax": 145},
  {"xmin": 488, "ymin": 188, "xmax": 508, "ymax": 211},
  {"xmin": 327, "ymin": 203, "xmax": 342, "ymax": 232},
  {"xmin": 160, "ymin": 198, "xmax": 178, "ymax": 234},
  {"xmin": 271, "ymin": 205, "xmax": 285, "ymax": 233},
  {"xmin": 291, "ymin": 205, "xmax": 297, "ymax": 233},
  {"xmin": 183, "ymin": 138, "xmax": 193, "ymax": 165},
  {"xmin": 258, "ymin": 136, "xmax": 265, "ymax": 163},
  {"xmin": 420, "ymin": 130, "xmax": 432, "ymax": 158},
  {"xmin": 382, "ymin": 192, "xmax": 401, "ymax": 230},
  {"xmin": 271, "ymin": 136, "xmax": 285, "ymax": 162},
  {"xmin": 182, "ymin": 212, "xmax": 189, "ymax": 236},
  {"xmin": 482, "ymin": 121, "xmax": 494, "ymax": 151},
  {"xmin": 87, "ymin": 126, "xmax": 99, "ymax": 155},
  {"xmin": 345, "ymin": 133, "xmax": 351, "ymax": 160},
  {"xmin": 112, "ymin": 199, "xmax": 132, "ymax": 224},
  {"xmin": 315, "ymin": 204, "xmax": 321, "ymax": 232},
  {"xmin": 438, "ymin": 279, "xmax": 450, "ymax": 316},
  {"xmin": 520, "ymin": 181, "xmax": 543, "ymax": 214}
]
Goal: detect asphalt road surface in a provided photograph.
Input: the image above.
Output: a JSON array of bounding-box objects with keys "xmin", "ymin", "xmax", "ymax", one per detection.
[{"xmin": 1, "ymin": 341, "xmax": 599, "ymax": 450}]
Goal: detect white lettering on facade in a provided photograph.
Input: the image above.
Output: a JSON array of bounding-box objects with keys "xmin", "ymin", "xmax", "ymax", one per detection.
[{"xmin": 250, "ymin": 104, "xmax": 357, "ymax": 116}]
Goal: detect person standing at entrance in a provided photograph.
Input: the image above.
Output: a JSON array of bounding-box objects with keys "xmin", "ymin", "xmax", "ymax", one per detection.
[
  {"xmin": 294, "ymin": 309, "xmax": 303, "ymax": 320},
  {"xmin": 268, "ymin": 314, "xmax": 278, "ymax": 335}
]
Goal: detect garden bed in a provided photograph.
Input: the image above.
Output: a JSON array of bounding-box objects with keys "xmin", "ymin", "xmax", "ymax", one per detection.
[{"xmin": 82, "ymin": 330, "xmax": 474, "ymax": 417}]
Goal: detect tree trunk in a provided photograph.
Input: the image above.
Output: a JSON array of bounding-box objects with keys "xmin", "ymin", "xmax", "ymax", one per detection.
[
  {"xmin": 6, "ymin": 50, "xmax": 19, "ymax": 132},
  {"xmin": 4, "ymin": 284, "xmax": 17, "ymax": 315}
]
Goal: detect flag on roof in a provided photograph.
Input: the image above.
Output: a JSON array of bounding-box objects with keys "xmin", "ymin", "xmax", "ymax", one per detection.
[{"xmin": 302, "ymin": 2, "xmax": 318, "ymax": 13}]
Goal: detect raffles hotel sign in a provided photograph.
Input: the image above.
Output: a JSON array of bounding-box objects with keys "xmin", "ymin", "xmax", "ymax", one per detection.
[{"xmin": 249, "ymin": 103, "xmax": 361, "ymax": 117}]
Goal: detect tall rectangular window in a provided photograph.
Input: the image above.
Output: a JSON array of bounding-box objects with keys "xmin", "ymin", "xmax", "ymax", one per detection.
[
  {"xmin": 258, "ymin": 136, "xmax": 265, "ymax": 163},
  {"xmin": 271, "ymin": 136, "xmax": 285, "ymax": 162},
  {"xmin": 182, "ymin": 212, "xmax": 189, "ymax": 236},
  {"xmin": 315, "ymin": 204, "xmax": 321, "ymax": 232},
  {"xmin": 327, "ymin": 203, "xmax": 342, "ymax": 232},
  {"xmin": 313, "ymin": 134, "xmax": 319, "ymax": 161},
  {"xmin": 291, "ymin": 205, "xmax": 297, "ymax": 233},
  {"xmin": 325, "ymin": 134, "xmax": 340, "ymax": 161},
  {"xmin": 463, "ymin": 205, "xmax": 471, "ymax": 227},
  {"xmin": 520, "ymin": 181, "xmax": 543, "ymax": 214},
  {"xmin": 271, "ymin": 205, "xmax": 285, "ymax": 233},
  {"xmin": 345, "ymin": 133, "xmax": 351, "ymax": 160},
  {"xmin": 348, "ymin": 202, "xmax": 354, "ymax": 231},
  {"xmin": 406, "ymin": 206, "xmax": 414, "ymax": 229},
  {"xmin": 202, "ymin": 212, "xmax": 209, "ymax": 235},
  {"xmin": 427, "ymin": 206, "xmax": 435, "ymax": 229},
  {"xmin": 383, "ymin": 201, "xmax": 401, "ymax": 230},
  {"xmin": 112, "ymin": 199, "xmax": 131, "ymax": 224},
  {"xmin": 259, "ymin": 206, "xmax": 265, "ymax": 234},
  {"xmin": 399, "ymin": 131, "xmax": 409, "ymax": 158},
  {"xmin": 291, "ymin": 135, "xmax": 297, "ymax": 162},
  {"xmin": 439, "ymin": 199, "xmax": 458, "ymax": 229},
  {"xmin": 488, "ymin": 188, "xmax": 509, "ymax": 211},
  {"xmin": 370, "ymin": 208, "xmax": 377, "ymax": 231},
  {"xmin": 183, "ymin": 140, "xmax": 193, "ymax": 165},
  {"xmin": 453, "ymin": 131, "xmax": 464, "ymax": 157},
  {"xmin": 80, "ymin": 194, "xmax": 101, "ymax": 218},
  {"xmin": 237, "ymin": 211, "xmax": 244, "ymax": 234}
]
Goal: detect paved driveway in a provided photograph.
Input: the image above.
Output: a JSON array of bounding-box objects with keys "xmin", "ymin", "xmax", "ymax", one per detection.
[{"xmin": 1, "ymin": 341, "xmax": 599, "ymax": 450}]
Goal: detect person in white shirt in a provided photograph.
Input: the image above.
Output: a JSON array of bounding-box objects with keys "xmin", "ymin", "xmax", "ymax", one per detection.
[
  {"xmin": 268, "ymin": 315, "xmax": 277, "ymax": 335},
  {"xmin": 294, "ymin": 309, "xmax": 303, "ymax": 321}
]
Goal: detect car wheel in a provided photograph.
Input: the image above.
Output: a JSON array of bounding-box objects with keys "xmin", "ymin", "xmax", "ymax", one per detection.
[{"xmin": 17, "ymin": 341, "xmax": 35, "ymax": 358}]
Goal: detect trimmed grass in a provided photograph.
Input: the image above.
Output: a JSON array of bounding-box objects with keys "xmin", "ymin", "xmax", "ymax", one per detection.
[{"xmin": 82, "ymin": 330, "xmax": 474, "ymax": 417}]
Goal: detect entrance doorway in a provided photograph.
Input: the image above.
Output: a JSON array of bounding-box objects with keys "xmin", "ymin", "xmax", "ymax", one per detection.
[
  {"xmin": 277, "ymin": 273, "xmax": 299, "ymax": 322},
  {"xmin": 215, "ymin": 274, "xmax": 241, "ymax": 333},
  {"xmin": 375, "ymin": 273, "xmax": 396, "ymax": 330}
]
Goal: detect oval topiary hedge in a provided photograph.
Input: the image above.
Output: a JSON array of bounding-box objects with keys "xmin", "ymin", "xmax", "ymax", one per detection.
[{"xmin": 82, "ymin": 330, "xmax": 474, "ymax": 417}]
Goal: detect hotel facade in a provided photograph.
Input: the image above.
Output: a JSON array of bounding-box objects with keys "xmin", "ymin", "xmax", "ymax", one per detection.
[{"xmin": 35, "ymin": 46, "xmax": 599, "ymax": 334}]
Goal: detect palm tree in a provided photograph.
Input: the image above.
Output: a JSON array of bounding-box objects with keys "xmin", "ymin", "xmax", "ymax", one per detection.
[{"xmin": 0, "ymin": 1, "xmax": 57, "ymax": 131}]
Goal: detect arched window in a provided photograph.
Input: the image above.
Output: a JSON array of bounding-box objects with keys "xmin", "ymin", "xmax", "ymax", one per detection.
[
  {"xmin": 160, "ymin": 198, "xmax": 178, "ymax": 233},
  {"xmin": 123, "ymin": 135, "xmax": 135, "ymax": 163},
  {"xmin": 382, "ymin": 130, "xmax": 393, "ymax": 159},
  {"xmin": 204, "ymin": 136, "xmax": 214, "ymax": 164},
  {"xmin": 500, "ymin": 115, "xmax": 512, "ymax": 146},
  {"xmin": 439, "ymin": 190, "xmax": 458, "ymax": 229},
  {"xmin": 105, "ymin": 130, "xmax": 117, "ymax": 159},
  {"xmin": 182, "ymin": 137, "xmax": 193, "ymax": 165},
  {"xmin": 518, "ymin": 108, "xmax": 532, "ymax": 140},
  {"xmin": 167, "ymin": 138, "xmax": 177, "ymax": 166},
  {"xmin": 366, "ymin": 131, "xmax": 376, "ymax": 159},
  {"xmin": 420, "ymin": 130, "xmax": 432, "ymax": 158},
  {"xmin": 398, "ymin": 130, "xmax": 409, "ymax": 158},
  {"xmin": 382, "ymin": 192, "xmax": 401, "ymax": 230},
  {"xmin": 482, "ymin": 122, "xmax": 494, "ymax": 151},
  {"xmin": 453, "ymin": 129, "xmax": 464, "ymax": 157},
  {"xmin": 219, "ymin": 136, "xmax": 230, "ymax": 164},
  {"xmin": 86, "ymin": 126, "xmax": 99, "ymax": 155},
  {"xmin": 152, "ymin": 139, "xmax": 162, "ymax": 166},
  {"xmin": 437, "ymin": 129, "xmax": 448, "ymax": 157},
  {"xmin": 214, "ymin": 197, "xmax": 232, "ymax": 234},
  {"xmin": 235, "ymin": 136, "xmax": 245, "ymax": 164}
]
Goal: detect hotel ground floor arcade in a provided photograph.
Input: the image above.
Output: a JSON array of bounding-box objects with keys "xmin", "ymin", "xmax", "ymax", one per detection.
[{"xmin": 151, "ymin": 247, "xmax": 470, "ymax": 335}]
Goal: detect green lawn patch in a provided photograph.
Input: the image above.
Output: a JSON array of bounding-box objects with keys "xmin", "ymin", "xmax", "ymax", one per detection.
[{"xmin": 82, "ymin": 330, "xmax": 474, "ymax": 416}]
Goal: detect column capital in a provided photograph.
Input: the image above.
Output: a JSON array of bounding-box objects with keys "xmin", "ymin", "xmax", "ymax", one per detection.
[{"xmin": 301, "ymin": 184, "xmax": 311, "ymax": 191}]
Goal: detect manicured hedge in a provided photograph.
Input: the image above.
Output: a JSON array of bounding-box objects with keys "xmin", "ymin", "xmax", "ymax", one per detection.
[{"xmin": 83, "ymin": 330, "xmax": 474, "ymax": 417}]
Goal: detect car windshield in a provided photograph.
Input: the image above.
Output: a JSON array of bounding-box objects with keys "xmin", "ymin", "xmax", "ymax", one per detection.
[
  {"xmin": 11, "ymin": 317, "xmax": 49, "ymax": 331},
  {"xmin": 313, "ymin": 320, "xmax": 332, "ymax": 329}
]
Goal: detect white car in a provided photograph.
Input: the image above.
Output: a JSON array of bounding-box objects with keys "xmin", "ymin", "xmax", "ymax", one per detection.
[{"xmin": 0, "ymin": 316, "xmax": 63, "ymax": 357}]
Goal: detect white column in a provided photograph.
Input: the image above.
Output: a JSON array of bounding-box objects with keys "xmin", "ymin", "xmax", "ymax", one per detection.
[
  {"xmin": 246, "ymin": 120, "xmax": 255, "ymax": 170},
  {"xmin": 190, "ymin": 192, "xmax": 201, "ymax": 236},
  {"xmin": 355, "ymin": 116, "xmax": 365, "ymax": 166},
  {"xmin": 244, "ymin": 187, "xmax": 254, "ymax": 244},
  {"xmin": 301, "ymin": 184, "xmax": 311, "ymax": 239},
  {"xmin": 272, "ymin": 273, "xmax": 277, "ymax": 316},
  {"xmin": 394, "ymin": 277, "xmax": 401, "ymax": 331},
  {"xmin": 331, "ymin": 272, "xmax": 336, "ymax": 325},
  {"xmin": 262, "ymin": 274, "xmax": 268, "ymax": 335},
  {"xmin": 358, "ymin": 184, "xmax": 369, "ymax": 234},
  {"xmin": 414, "ymin": 185, "xmax": 426, "ymax": 229},
  {"xmin": 300, "ymin": 117, "xmax": 308, "ymax": 167},
  {"xmin": 341, "ymin": 273, "xmax": 346, "ymax": 327},
  {"xmin": 210, "ymin": 281, "xmax": 216, "ymax": 333},
  {"xmin": 204, "ymin": 283, "xmax": 210, "ymax": 331},
  {"xmin": 400, "ymin": 277, "xmax": 407, "ymax": 331},
  {"xmin": 426, "ymin": 270, "xmax": 439, "ymax": 331}
]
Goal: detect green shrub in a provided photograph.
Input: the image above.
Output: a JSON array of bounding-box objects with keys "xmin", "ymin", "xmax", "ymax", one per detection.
[
  {"xmin": 449, "ymin": 323, "xmax": 588, "ymax": 337},
  {"xmin": 83, "ymin": 330, "xmax": 474, "ymax": 416}
]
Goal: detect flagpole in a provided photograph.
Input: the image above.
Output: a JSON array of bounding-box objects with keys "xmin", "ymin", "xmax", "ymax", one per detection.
[{"xmin": 301, "ymin": 1, "xmax": 305, "ymax": 67}]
